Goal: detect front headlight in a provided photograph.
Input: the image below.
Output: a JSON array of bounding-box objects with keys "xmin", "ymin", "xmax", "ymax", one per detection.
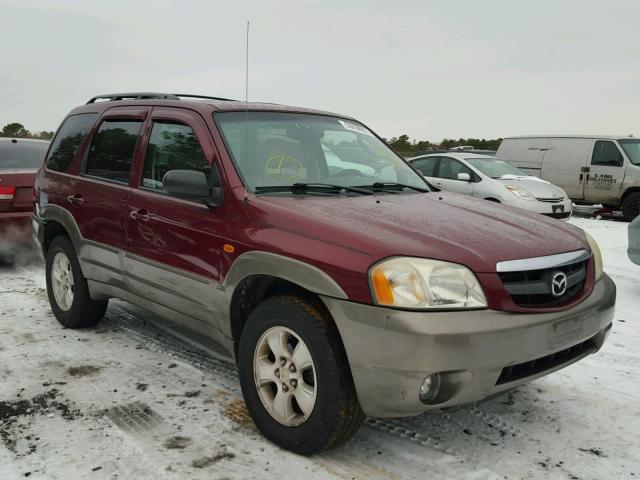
[
  {"xmin": 370, "ymin": 257, "xmax": 487, "ymax": 309},
  {"xmin": 505, "ymin": 185, "xmax": 535, "ymax": 201},
  {"xmin": 585, "ymin": 232, "xmax": 603, "ymax": 281}
]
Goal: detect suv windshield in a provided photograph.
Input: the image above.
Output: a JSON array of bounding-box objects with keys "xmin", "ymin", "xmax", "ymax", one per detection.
[
  {"xmin": 619, "ymin": 139, "xmax": 640, "ymax": 165},
  {"xmin": 466, "ymin": 157, "xmax": 529, "ymax": 179},
  {"xmin": 0, "ymin": 141, "xmax": 48, "ymax": 169},
  {"xmin": 214, "ymin": 112, "xmax": 427, "ymax": 193}
]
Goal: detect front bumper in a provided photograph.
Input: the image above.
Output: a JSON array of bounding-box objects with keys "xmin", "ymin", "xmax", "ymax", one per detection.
[
  {"xmin": 511, "ymin": 197, "xmax": 573, "ymax": 219},
  {"xmin": 321, "ymin": 273, "xmax": 616, "ymax": 418}
]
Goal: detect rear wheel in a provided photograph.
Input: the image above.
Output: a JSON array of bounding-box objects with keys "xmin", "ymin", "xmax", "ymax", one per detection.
[
  {"xmin": 45, "ymin": 236, "xmax": 108, "ymax": 328},
  {"xmin": 238, "ymin": 295, "xmax": 364, "ymax": 454},
  {"xmin": 622, "ymin": 192, "xmax": 640, "ymax": 221}
]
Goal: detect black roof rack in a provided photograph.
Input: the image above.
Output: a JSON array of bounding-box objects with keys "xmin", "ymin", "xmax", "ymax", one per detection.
[
  {"xmin": 173, "ymin": 93, "xmax": 236, "ymax": 102},
  {"xmin": 86, "ymin": 92, "xmax": 236, "ymax": 104}
]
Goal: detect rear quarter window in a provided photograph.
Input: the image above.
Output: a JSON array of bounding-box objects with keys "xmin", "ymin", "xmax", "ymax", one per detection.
[{"xmin": 46, "ymin": 113, "xmax": 98, "ymax": 173}]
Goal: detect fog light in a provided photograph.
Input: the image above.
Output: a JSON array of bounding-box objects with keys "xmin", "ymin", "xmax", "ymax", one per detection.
[{"xmin": 419, "ymin": 373, "xmax": 441, "ymax": 402}]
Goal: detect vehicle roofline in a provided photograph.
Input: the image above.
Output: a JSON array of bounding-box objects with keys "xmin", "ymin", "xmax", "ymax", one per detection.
[
  {"xmin": 502, "ymin": 135, "xmax": 633, "ymax": 140},
  {"xmin": 0, "ymin": 137, "xmax": 50, "ymax": 143},
  {"xmin": 65, "ymin": 98, "xmax": 353, "ymax": 120}
]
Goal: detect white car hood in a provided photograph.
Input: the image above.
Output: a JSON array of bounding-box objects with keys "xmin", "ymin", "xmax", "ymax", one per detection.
[{"xmin": 496, "ymin": 176, "xmax": 566, "ymax": 199}]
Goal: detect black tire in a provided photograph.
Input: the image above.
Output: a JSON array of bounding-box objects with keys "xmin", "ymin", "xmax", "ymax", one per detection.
[
  {"xmin": 622, "ymin": 192, "xmax": 640, "ymax": 221},
  {"xmin": 45, "ymin": 235, "xmax": 108, "ymax": 328},
  {"xmin": 238, "ymin": 295, "xmax": 364, "ymax": 454}
]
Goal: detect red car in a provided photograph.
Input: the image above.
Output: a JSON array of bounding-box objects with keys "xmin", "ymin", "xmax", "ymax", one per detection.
[
  {"xmin": 0, "ymin": 138, "xmax": 48, "ymax": 244},
  {"xmin": 33, "ymin": 93, "xmax": 615, "ymax": 454}
]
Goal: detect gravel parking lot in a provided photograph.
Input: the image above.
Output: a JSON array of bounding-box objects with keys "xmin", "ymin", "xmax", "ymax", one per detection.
[{"xmin": 0, "ymin": 216, "xmax": 637, "ymax": 480}]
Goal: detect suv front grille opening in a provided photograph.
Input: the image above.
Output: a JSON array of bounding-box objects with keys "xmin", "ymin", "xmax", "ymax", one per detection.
[{"xmin": 499, "ymin": 259, "xmax": 587, "ymax": 308}]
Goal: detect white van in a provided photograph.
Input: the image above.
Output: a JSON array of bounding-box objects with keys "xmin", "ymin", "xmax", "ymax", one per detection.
[{"xmin": 497, "ymin": 136, "xmax": 640, "ymax": 220}]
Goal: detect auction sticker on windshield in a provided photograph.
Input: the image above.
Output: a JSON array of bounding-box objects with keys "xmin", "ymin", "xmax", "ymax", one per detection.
[{"xmin": 339, "ymin": 119, "xmax": 374, "ymax": 137}]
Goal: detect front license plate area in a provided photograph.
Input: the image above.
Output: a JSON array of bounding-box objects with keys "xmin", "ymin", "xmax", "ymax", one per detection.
[
  {"xmin": 552, "ymin": 205, "xmax": 564, "ymax": 213},
  {"xmin": 549, "ymin": 318, "xmax": 583, "ymax": 346}
]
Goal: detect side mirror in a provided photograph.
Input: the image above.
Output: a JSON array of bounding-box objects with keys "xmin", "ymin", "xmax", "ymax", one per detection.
[
  {"xmin": 163, "ymin": 170, "xmax": 210, "ymax": 197},
  {"xmin": 457, "ymin": 172, "xmax": 471, "ymax": 182}
]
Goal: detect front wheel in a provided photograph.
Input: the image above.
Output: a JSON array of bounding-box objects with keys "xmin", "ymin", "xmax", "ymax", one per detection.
[
  {"xmin": 45, "ymin": 235, "xmax": 108, "ymax": 328},
  {"xmin": 238, "ymin": 295, "xmax": 364, "ymax": 454},
  {"xmin": 622, "ymin": 192, "xmax": 640, "ymax": 221}
]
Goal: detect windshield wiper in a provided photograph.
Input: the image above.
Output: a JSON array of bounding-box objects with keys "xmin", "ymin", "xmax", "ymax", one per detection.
[
  {"xmin": 360, "ymin": 182, "xmax": 430, "ymax": 193},
  {"xmin": 254, "ymin": 183, "xmax": 373, "ymax": 195}
]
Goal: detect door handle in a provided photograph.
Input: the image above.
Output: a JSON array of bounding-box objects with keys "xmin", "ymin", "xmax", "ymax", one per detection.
[
  {"xmin": 67, "ymin": 194, "xmax": 84, "ymax": 205},
  {"xmin": 435, "ymin": 182, "xmax": 443, "ymax": 187},
  {"xmin": 129, "ymin": 209, "xmax": 150, "ymax": 222}
]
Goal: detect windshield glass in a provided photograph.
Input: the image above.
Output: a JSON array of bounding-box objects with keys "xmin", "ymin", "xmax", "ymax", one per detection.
[
  {"xmin": 0, "ymin": 141, "xmax": 48, "ymax": 169},
  {"xmin": 466, "ymin": 157, "xmax": 530, "ymax": 179},
  {"xmin": 214, "ymin": 112, "xmax": 427, "ymax": 192},
  {"xmin": 619, "ymin": 139, "xmax": 640, "ymax": 165}
]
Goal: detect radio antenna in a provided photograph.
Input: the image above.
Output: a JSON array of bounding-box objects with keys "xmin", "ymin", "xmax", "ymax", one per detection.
[
  {"xmin": 243, "ymin": 20, "xmax": 250, "ymax": 200},
  {"xmin": 245, "ymin": 20, "xmax": 250, "ymax": 106}
]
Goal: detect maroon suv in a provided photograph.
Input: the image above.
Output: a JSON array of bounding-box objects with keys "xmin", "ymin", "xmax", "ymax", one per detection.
[
  {"xmin": 33, "ymin": 93, "xmax": 616, "ymax": 454},
  {"xmin": 0, "ymin": 138, "xmax": 48, "ymax": 248}
]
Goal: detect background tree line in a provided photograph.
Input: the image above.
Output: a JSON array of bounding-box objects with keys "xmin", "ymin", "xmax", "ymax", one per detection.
[
  {"xmin": 384, "ymin": 134, "xmax": 502, "ymax": 157},
  {"xmin": 1, "ymin": 122, "xmax": 54, "ymax": 140},
  {"xmin": 2, "ymin": 121, "xmax": 503, "ymax": 154}
]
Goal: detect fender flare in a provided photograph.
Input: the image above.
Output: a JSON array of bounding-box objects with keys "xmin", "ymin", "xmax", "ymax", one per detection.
[{"xmin": 222, "ymin": 251, "xmax": 348, "ymax": 300}]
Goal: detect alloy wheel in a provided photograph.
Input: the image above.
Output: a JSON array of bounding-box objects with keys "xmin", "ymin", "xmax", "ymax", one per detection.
[
  {"xmin": 51, "ymin": 252, "xmax": 74, "ymax": 311},
  {"xmin": 253, "ymin": 326, "xmax": 317, "ymax": 426}
]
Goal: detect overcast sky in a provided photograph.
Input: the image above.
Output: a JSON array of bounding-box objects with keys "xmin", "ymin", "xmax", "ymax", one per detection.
[{"xmin": 1, "ymin": 0, "xmax": 638, "ymax": 141}]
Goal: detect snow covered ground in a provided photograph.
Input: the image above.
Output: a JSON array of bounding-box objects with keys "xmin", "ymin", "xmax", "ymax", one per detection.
[{"xmin": 0, "ymin": 217, "xmax": 637, "ymax": 480}]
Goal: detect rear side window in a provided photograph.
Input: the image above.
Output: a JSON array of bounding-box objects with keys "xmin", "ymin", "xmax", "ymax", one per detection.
[
  {"xmin": 141, "ymin": 122, "xmax": 209, "ymax": 193},
  {"xmin": 85, "ymin": 120, "xmax": 142, "ymax": 184},
  {"xmin": 411, "ymin": 157, "xmax": 438, "ymax": 176},
  {"xmin": 592, "ymin": 140, "xmax": 623, "ymax": 167},
  {"xmin": 437, "ymin": 157, "xmax": 473, "ymax": 180},
  {"xmin": 0, "ymin": 141, "xmax": 48, "ymax": 169},
  {"xmin": 46, "ymin": 113, "xmax": 98, "ymax": 172}
]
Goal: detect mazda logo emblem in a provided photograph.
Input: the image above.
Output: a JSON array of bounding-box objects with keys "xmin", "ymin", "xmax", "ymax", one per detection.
[{"xmin": 551, "ymin": 271, "xmax": 568, "ymax": 297}]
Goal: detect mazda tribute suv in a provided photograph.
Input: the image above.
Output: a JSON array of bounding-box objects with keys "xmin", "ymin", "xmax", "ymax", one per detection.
[{"xmin": 33, "ymin": 92, "xmax": 616, "ymax": 454}]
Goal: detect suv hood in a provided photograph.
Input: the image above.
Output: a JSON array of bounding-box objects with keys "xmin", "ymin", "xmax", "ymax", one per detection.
[
  {"xmin": 251, "ymin": 191, "xmax": 587, "ymax": 274},
  {"xmin": 495, "ymin": 176, "xmax": 566, "ymax": 199}
]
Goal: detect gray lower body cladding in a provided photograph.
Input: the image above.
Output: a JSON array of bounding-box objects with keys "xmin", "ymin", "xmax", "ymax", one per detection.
[{"xmin": 322, "ymin": 274, "xmax": 616, "ymax": 418}]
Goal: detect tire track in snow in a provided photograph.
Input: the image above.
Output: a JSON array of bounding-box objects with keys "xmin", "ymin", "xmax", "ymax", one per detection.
[{"xmin": 108, "ymin": 303, "xmax": 458, "ymax": 455}]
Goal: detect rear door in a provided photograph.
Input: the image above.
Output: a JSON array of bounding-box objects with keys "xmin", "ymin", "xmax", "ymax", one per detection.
[
  {"xmin": 497, "ymin": 137, "xmax": 548, "ymax": 175},
  {"xmin": 540, "ymin": 138, "xmax": 591, "ymax": 200},
  {"xmin": 432, "ymin": 156, "xmax": 475, "ymax": 195},
  {"xmin": 124, "ymin": 107, "xmax": 228, "ymax": 333},
  {"xmin": 69, "ymin": 107, "xmax": 148, "ymax": 284},
  {"xmin": 583, "ymin": 139, "xmax": 625, "ymax": 204}
]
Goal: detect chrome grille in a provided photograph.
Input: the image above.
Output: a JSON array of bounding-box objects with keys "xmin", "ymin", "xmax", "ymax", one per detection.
[
  {"xmin": 535, "ymin": 197, "xmax": 564, "ymax": 203},
  {"xmin": 497, "ymin": 250, "xmax": 590, "ymax": 308}
]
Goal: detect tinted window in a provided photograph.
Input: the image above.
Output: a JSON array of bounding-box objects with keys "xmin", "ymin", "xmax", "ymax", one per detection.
[
  {"xmin": 46, "ymin": 113, "xmax": 97, "ymax": 172},
  {"xmin": 592, "ymin": 140, "xmax": 623, "ymax": 167},
  {"xmin": 411, "ymin": 157, "xmax": 438, "ymax": 176},
  {"xmin": 85, "ymin": 120, "xmax": 142, "ymax": 184},
  {"xmin": 437, "ymin": 157, "xmax": 473, "ymax": 180},
  {"xmin": 142, "ymin": 122, "xmax": 210, "ymax": 193},
  {"xmin": 0, "ymin": 141, "xmax": 48, "ymax": 169}
]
